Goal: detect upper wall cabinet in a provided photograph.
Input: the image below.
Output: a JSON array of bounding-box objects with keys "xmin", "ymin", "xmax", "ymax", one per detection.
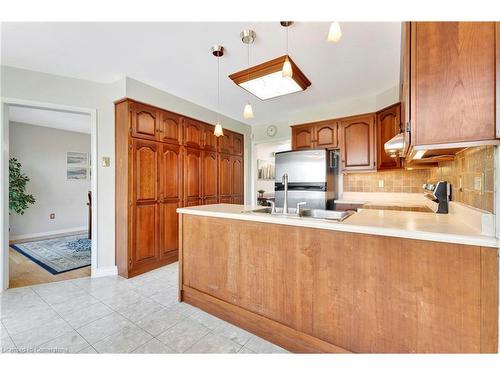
[
  {"xmin": 160, "ymin": 110, "xmax": 183, "ymax": 145},
  {"xmin": 203, "ymin": 124, "xmax": 218, "ymax": 152},
  {"xmin": 131, "ymin": 102, "xmax": 160, "ymax": 141},
  {"xmin": 315, "ymin": 122, "xmax": 338, "ymax": 149},
  {"xmin": 292, "ymin": 125, "xmax": 314, "ymax": 150},
  {"xmin": 219, "ymin": 130, "xmax": 233, "ymax": 154},
  {"xmin": 291, "ymin": 121, "xmax": 338, "ymax": 150},
  {"xmin": 184, "ymin": 118, "xmax": 204, "ymax": 148},
  {"xmin": 409, "ymin": 22, "xmax": 498, "ymax": 147},
  {"xmin": 232, "ymin": 132, "xmax": 244, "ymax": 156},
  {"xmin": 339, "ymin": 114, "xmax": 376, "ymax": 171},
  {"xmin": 376, "ymin": 103, "xmax": 401, "ymax": 170}
]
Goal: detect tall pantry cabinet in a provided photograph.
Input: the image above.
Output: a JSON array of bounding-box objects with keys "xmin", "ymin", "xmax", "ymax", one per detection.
[{"xmin": 115, "ymin": 98, "xmax": 244, "ymax": 278}]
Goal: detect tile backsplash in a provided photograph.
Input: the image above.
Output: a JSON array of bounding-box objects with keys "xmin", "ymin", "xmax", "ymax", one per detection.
[
  {"xmin": 428, "ymin": 146, "xmax": 495, "ymax": 213},
  {"xmin": 343, "ymin": 146, "xmax": 495, "ymax": 213},
  {"xmin": 343, "ymin": 169, "xmax": 429, "ymax": 194}
]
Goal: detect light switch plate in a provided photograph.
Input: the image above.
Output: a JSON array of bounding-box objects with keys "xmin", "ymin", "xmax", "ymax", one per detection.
[{"xmin": 102, "ymin": 157, "xmax": 111, "ymax": 167}]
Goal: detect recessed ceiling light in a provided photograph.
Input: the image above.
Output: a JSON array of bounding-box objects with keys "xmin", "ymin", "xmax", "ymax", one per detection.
[{"xmin": 229, "ymin": 55, "xmax": 311, "ymax": 100}]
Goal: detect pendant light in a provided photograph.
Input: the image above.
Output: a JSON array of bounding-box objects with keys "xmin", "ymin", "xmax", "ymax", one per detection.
[
  {"xmin": 211, "ymin": 44, "xmax": 224, "ymax": 137},
  {"xmin": 327, "ymin": 22, "xmax": 342, "ymax": 43},
  {"xmin": 280, "ymin": 21, "xmax": 293, "ymax": 78},
  {"xmin": 240, "ymin": 29, "xmax": 256, "ymax": 119}
]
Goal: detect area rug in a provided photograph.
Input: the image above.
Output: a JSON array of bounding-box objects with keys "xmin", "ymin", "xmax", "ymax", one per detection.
[{"xmin": 10, "ymin": 234, "xmax": 91, "ymax": 275}]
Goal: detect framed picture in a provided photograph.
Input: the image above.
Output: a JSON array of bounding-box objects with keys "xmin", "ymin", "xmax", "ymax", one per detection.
[{"xmin": 67, "ymin": 152, "xmax": 88, "ymax": 180}]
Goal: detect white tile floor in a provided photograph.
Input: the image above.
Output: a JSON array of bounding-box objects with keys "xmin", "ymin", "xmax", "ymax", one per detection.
[{"xmin": 0, "ymin": 262, "xmax": 289, "ymax": 354}]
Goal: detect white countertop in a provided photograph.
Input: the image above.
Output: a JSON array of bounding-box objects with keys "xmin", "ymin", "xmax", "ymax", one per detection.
[{"xmin": 177, "ymin": 204, "xmax": 499, "ymax": 248}]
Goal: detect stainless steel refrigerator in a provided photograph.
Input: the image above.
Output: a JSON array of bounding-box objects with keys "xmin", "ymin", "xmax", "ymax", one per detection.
[{"xmin": 274, "ymin": 149, "xmax": 340, "ymax": 211}]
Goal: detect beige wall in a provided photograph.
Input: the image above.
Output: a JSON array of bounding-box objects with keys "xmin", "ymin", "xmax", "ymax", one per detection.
[{"xmin": 9, "ymin": 122, "xmax": 91, "ymax": 239}]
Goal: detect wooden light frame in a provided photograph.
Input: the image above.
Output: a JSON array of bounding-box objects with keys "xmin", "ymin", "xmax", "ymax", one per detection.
[{"xmin": 228, "ymin": 55, "xmax": 311, "ymax": 100}]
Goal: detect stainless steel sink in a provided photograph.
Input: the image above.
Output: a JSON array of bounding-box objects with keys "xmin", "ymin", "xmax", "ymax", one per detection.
[
  {"xmin": 242, "ymin": 207, "xmax": 354, "ymax": 222},
  {"xmin": 299, "ymin": 209, "xmax": 354, "ymax": 221}
]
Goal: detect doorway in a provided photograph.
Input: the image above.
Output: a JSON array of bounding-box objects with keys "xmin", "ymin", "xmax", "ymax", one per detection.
[{"xmin": 0, "ymin": 99, "xmax": 98, "ymax": 290}]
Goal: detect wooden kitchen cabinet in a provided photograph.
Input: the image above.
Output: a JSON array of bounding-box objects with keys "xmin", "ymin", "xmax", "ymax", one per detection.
[
  {"xmin": 129, "ymin": 138, "xmax": 161, "ymax": 272},
  {"xmin": 159, "ymin": 110, "xmax": 183, "ymax": 145},
  {"xmin": 232, "ymin": 132, "xmax": 244, "ymax": 156},
  {"xmin": 184, "ymin": 147, "xmax": 202, "ymax": 203},
  {"xmin": 203, "ymin": 124, "xmax": 218, "ymax": 152},
  {"xmin": 339, "ymin": 114, "xmax": 376, "ymax": 171},
  {"xmin": 292, "ymin": 125, "xmax": 315, "ymax": 149},
  {"xmin": 202, "ymin": 151, "xmax": 218, "ymax": 204},
  {"xmin": 184, "ymin": 118, "xmax": 204, "ymax": 148},
  {"xmin": 376, "ymin": 103, "xmax": 401, "ymax": 170},
  {"xmin": 116, "ymin": 98, "xmax": 245, "ymax": 277},
  {"xmin": 408, "ymin": 22, "xmax": 498, "ymax": 148},
  {"xmin": 231, "ymin": 155, "xmax": 244, "ymax": 202},
  {"xmin": 291, "ymin": 121, "xmax": 338, "ymax": 150},
  {"xmin": 130, "ymin": 102, "xmax": 160, "ymax": 141},
  {"xmin": 218, "ymin": 153, "xmax": 232, "ymax": 199},
  {"xmin": 181, "ymin": 215, "xmax": 499, "ymax": 353},
  {"xmin": 159, "ymin": 144, "xmax": 182, "ymax": 259}
]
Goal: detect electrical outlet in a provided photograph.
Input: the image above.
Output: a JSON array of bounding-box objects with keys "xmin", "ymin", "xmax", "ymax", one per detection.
[
  {"xmin": 378, "ymin": 180, "xmax": 384, "ymax": 188},
  {"xmin": 459, "ymin": 177, "xmax": 463, "ymax": 192},
  {"xmin": 102, "ymin": 157, "xmax": 110, "ymax": 167},
  {"xmin": 50, "ymin": 213, "xmax": 55, "ymax": 219}
]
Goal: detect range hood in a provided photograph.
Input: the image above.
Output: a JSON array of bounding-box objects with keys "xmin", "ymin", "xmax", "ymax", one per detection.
[{"xmin": 384, "ymin": 132, "xmax": 405, "ymax": 158}]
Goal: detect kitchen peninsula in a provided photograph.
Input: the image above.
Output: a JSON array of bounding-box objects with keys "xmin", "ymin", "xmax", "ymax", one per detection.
[{"xmin": 177, "ymin": 204, "xmax": 499, "ymax": 353}]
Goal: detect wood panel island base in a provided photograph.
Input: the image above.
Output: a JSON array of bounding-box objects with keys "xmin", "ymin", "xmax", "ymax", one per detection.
[{"xmin": 178, "ymin": 211, "xmax": 498, "ymax": 354}]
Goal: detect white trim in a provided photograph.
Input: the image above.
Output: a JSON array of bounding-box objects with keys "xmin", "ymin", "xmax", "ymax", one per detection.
[
  {"xmin": 412, "ymin": 139, "xmax": 500, "ymax": 151},
  {"xmin": 9, "ymin": 226, "xmax": 87, "ymax": 242},
  {"xmin": 92, "ymin": 266, "xmax": 118, "ymax": 278},
  {"xmin": 0, "ymin": 97, "xmax": 99, "ymax": 291}
]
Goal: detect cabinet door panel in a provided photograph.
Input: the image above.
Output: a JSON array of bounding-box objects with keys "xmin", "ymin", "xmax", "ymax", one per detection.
[
  {"xmin": 218, "ymin": 153, "xmax": 232, "ymax": 196},
  {"xmin": 132, "ymin": 204, "xmax": 159, "ymax": 265},
  {"xmin": 203, "ymin": 125, "xmax": 218, "ymax": 152},
  {"xmin": 315, "ymin": 123, "xmax": 338, "ymax": 148},
  {"xmin": 219, "ymin": 131, "xmax": 233, "ymax": 154},
  {"xmin": 232, "ymin": 195, "xmax": 243, "ymax": 205},
  {"xmin": 232, "ymin": 133, "xmax": 244, "ymax": 156},
  {"xmin": 132, "ymin": 140, "xmax": 159, "ymax": 202},
  {"xmin": 184, "ymin": 148, "xmax": 202, "ymax": 200},
  {"xmin": 161, "ymin": 144, "xmax": 182, "ymax": 200},
  {"xmin": 160, "ymin": 201, "xmax": 179, "ymax": 257},
  {"xmin": 204, "ymin": 197, "xmax": 219, "ymax": 205},
  {"xmin": 131, "ymin": 103, "xmax": 159, "ymax": 141},
  {"xmin": 377, "ymin": 104, "xmax": 401, "ymax": 170},
  {"xmin": 231, "ymin": 156, "xmax": 243, "ymax": 197},
  {"xmin": 340, "ymin": 115, "xmax": 375, "ymax": 171},
  {"xmin": 292, "ymin": 126, "xmax": 314, "ymax": 150},
  {"xmin": 184, "ymin": 118, "xmax": 203, "ymax": 148},
  {"xmin": 160, "ymin": 111, "xmax": 183, "ymax": 144},
  {"xmin": 412, "ymin": 22, "xmax": 496, "ymax": 145},
  {"xmin": 203, "ymin": 151, "xmax": 218, "ymax": 199},
  {"xmin": 185, "ymin": 198, "xmax": 203, "ymax": 207}
]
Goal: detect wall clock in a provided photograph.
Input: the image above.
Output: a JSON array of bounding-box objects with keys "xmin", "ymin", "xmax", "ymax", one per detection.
[{"xmin": 266, "ymin": 125, "xmax": 278, "ymax": 137}]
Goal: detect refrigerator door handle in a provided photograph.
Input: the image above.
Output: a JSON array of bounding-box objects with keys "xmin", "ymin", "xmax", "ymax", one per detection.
[{"xmin": 329, "ymin": 150, "xmax": 337, "ymax": 169}]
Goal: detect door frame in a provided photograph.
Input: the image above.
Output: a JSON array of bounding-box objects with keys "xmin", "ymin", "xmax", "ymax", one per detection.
[{"xmin": 0, "ymin": 97, "xmax": 98, "ymax": 291}]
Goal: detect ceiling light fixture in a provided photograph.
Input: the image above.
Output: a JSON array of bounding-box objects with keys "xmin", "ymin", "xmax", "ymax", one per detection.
[
  {"xmin": 211, "ymin": 44, "xmax": 224, "ymax": 137},
  {"xmin": 327, "ymin": 22, "xmax": 342, "ymax": 43},
  {"xmin": 228, "ymin": 23, "xmax": 310, "ymax": 101},
  {"xmin": 241, "ymin": 29, "xmax": 256, "ymax": 119},
  {"xmin": 281, "ymin": 21, "xmax": 293, "ymax": 78}
]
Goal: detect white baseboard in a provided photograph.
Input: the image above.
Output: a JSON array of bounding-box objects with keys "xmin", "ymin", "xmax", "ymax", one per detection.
[
  {"xmin": 9, "ymin": 226, "xmax": 87, "ymax": 242},
  {"xmin": 92, "ymin": 266, "xmax": 118, "ymax": 278}
]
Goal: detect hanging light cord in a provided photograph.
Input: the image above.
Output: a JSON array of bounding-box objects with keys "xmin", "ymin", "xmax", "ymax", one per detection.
[
  {"xmin": 247, "ymin": 42, "xmax": 250, "ymax": 101},
  {"xmin": 286, "ymin": 25, "xmax": 289, "ymax": 56},
  {"xmin": 217, "ymin": 56, "xmax": 220, "ymax": 124}
]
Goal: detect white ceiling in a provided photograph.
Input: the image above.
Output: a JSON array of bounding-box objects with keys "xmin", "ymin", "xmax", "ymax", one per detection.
[
  {"xmin": 9, "ymin": 106, "xmax": 91, "ymax": 134},
  {"xmin": 1, "ymin": 22, "xmax": 402, "ymax": 127}
]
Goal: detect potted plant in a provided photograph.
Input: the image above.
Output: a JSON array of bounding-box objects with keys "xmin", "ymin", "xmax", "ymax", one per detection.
[{"xmin": 9, "ymin": 158, "xmax": 35, "ymax": 215}]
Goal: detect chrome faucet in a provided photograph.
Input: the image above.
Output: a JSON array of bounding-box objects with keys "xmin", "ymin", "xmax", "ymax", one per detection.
[{"xmin": 282, "ymin": 173, "xmax": 289, "ymax": 214}]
